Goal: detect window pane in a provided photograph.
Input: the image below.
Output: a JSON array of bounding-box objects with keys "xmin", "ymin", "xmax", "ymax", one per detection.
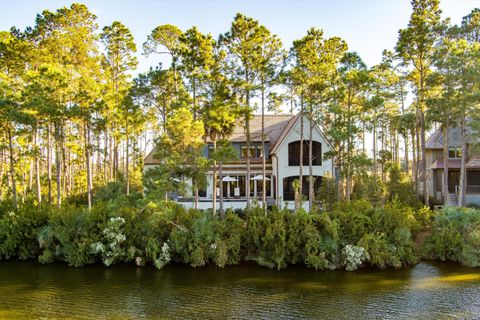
[
  {"xmin": 448, "ymin": 148, "xmax": 456, "ymax": 158},
  {"xmin": 257, "ymin": 145, "xmax": 264, "ymax": 158},
  {"xmin": 241, "ymin": 146, "xmax": 247, "ymax": 158}
]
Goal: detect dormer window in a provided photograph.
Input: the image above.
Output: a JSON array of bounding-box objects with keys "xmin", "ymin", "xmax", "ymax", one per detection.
[
  {"xmin": 241, "ymin": 145, "xmax": 263, "ymax": 158},
  {"xmin": 448, "ymin": 147, "xmax": 462, "ymax": 159}
]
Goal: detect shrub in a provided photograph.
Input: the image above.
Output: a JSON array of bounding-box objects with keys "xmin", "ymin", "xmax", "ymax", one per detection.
[
  {"xmin": 341, "ymin": 245, "xmax": 369, "ymax": 271},
  {"xmin": 423, "ymin": 207, "xmax": 480, "ymax": 267}
]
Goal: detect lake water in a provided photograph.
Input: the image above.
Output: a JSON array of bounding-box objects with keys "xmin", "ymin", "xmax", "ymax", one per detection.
[{"xmin": 0, "ymin": 260, "xmax": 479, "ymax": 319}]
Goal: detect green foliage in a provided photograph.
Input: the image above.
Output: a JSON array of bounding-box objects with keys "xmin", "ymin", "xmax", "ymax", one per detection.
[
  {"xmin": 386, "ymin": 165, "xmax": 421, "ymax": 208},
  {"xmin": 423, "ymin": 207, "xmax": 480, "ymax": 267},
  {"xmin": 0, "ymin": 194, "xmax": 429, "ymax": 271},
  {"xmin": 352, "ymin": 175, "xmax": 385, "ymax": 206},
  {"xmin": 316, "ymin": 177, "xmax": 338, "ymax": 211}
]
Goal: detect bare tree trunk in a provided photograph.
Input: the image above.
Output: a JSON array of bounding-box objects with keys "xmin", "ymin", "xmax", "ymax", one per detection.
[
  {"xmin": 404, "ymin": 134, "xmax": 409, "ymax": 173},
  {"xmin": 298, "ymin": 94, "xmax": 304, "ymax": 211},
  {"xmin": 126, "ymin": 117, "xmax": 130, "ymax": 196},
  {"xmin": 345, "ymin": 97, "xmax": 352, "ymax": 201},
  {"xmin": 420, "ymin": 110, "xmax": 429, "ymax": 207},
  {"xmin": 7, "ymin": 128, "xmax": 18, "ymax": 210},
  {"xmin": 55, "ymin": 123, "xmax": 62, "ymax": 209},
  {"xmin": 245, "ymin": 87, "xmax": 251, "ymax": 205},
  {"xmin": 261, "ymin": 84, "xmax": 267, "ymax": 214},
  {"xmin": 212, "ymin": 138, "xmax": 217, "ymax": 215},
  {"xmin": 308, "ymin": 108, "xmax": 314, "ymax": 212},
  {"xmin": 442, "ymin": 125, "xmax": 449, "ymax": 205},
  {"xmin": 85, "ymin": 122, "xmax": 92, "ymax": 210},
  {"xmin": 34, "ymin": 127, "xmax": 41, "ymax": 206},
  {"xmin": 47, "ymin": 124, "xmax": 52, "ymax": 204},
  {"xmin": 459, "ymin": 116, "xmax": 467, "ymax": 207},
  {"xmin": 373, "ymin": 117, "xmax": 377, "ymax": 177},
  {"xmin": 219, "ymin": 159, "xmax": 224, "ymax": 218}
]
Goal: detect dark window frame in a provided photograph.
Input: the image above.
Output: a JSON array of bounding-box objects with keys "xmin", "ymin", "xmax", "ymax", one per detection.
[{"xmin": 288, "ymin": 141, "xmax": 322, "ymax": 166}]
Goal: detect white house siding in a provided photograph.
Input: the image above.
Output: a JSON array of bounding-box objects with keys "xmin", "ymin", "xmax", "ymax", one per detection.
[{"xmin": 273, "ymin": 114, "xmax": 334, "ymax": 209}]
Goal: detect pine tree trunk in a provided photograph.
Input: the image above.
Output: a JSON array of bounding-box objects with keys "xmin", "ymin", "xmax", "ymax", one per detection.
[
  {"xmin": 126, "ymin": 117, "xmax": 130, "ymax": 196},
  {"xmin": 404, "ymin": 134, "xmax": 409, "ymax": 173},
  {"xmin": 193, "ymin": 83, "xmax": 199, "ymax": 210},
  {"xmin": 34, "ymin": 127, "xmax": 41, "ymax": 206},
  {"xmin": 261, "ymin": 84, "xmax": 267, "ymax": 214},
  {"xmin": 219, "ymin": 159, "xmax": 224, "ymax": 218},
  {"xmin": 244, "ymin": 70, "xmax": 252, "ymax": 205},
  {"xmin": 212, "ymin": 138, "xmax": 217, "ymax": 215},
  {"xmin": 55, "ymin": 123, "xmax": 62, "ymax": 209},
  {"xmin": 298, "ymin": 94, "xmax": 304, "ymax": 211},
  {"xmin": 373, "ymin": 118, "xmax": 377, "ymax": 177},
  {"xmin": 308, "ymin": 107, "xmax": 314, "ymax": 212},
  {"xmin": 7, "ymin": 128, "xmax": 18, "ymax": 210},
  {"xmin": 420, "ymin": 110, "xmax": 429, "ymax": 207},
  {"xmin": 346, "ymin": 98, "xmax": 352, "ymax": 201},
  {"xmin": 84, "ymin": 122, "xmax": 92, "ymax": 210},
  {"xmin": 442, "ymin": 125, "xmax": 449, "ymax": 205},
  {"xmin": 459, "ymin": 116, "xmax": 467, "ymax": 207},
  {"xmin": 47, "ymin": 124, "xmax": 52, "ymax": 204}
]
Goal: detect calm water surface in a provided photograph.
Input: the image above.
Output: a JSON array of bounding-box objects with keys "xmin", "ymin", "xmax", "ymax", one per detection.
[{"xmin": 0, "ymin": 260, "xmax": 479, "ymax": 319}]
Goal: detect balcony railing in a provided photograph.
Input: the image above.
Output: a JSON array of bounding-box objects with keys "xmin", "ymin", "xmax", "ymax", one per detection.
[{"xmin": 455, "ymin": 185, "xmax": 480, "ymax": 195}]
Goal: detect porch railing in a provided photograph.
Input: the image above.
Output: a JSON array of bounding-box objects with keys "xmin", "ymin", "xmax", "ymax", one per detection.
[{"xmin": 455, "ymin": 185, "xmax": 480, "ymax": 195}]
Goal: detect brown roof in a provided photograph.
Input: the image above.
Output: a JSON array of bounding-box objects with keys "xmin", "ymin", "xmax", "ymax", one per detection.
[
  {"xmin": 425, "ymin": 128, "xmax": 444, "ymax": 149},
  {"xmin": 213, "ymin": 114, "xmax": 294, "ymax": 146},
  {"xmin": 144, "ymin": 149, "xmax": 159, "ymax": 165},
  {"xmin": 431, "ymin": 158, "xmax": 462, "ymax": 169},
  {"xmin": 145, "ymin": 114, "xmax": 295, "ymax": 165},
  {"xmin": 431, "ymin": 157, "xmax": 480, "ymax": 170}
]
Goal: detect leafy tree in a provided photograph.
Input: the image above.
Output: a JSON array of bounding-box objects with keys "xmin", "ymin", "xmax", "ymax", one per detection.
[
  {"xmin": 202, "ymin": 46, "xmax": 241, "ymax": 214},
  {"xmin": 396, "ymin": 0, "xmax": 444, "ymax": 206},
  {"xmin": 337, "ymin": 52, "xmax": 370, "ymax": 201},
  {"xmin": 146, "ymin": 108, "xmax": 205, "ymax": 201},
  {"xmin": 100, "ymin": 21, "xmax": 138, "ymax": 195},
  {"xmin": 221, "ymin": 13, "xmax": 267, "ymax": 204},
  {"xmin": 291, "ymin": 28, "xmax": 347, "ymax": 209},
  {"xmin": 144, "ymin": 24, "xmax": 183, "ymax": 100}
]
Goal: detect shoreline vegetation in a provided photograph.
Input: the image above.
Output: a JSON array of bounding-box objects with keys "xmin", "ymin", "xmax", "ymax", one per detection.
[
  {"xmin": 1, "ymin": 1, "xmax": 479, "ymax": 274},
  {"xmin": 1, "ymin": 175, "xmax": 479, "ymax": 271}
]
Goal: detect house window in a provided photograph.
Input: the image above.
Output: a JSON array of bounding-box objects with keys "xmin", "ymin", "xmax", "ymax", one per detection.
[
  {"xmin": 448, "ymin": 147, "xmax": 462, "ymax": 159},
  {"xmin": 288, "ymin": 141, "xmax": 322, "ymax": 166},
  {"xmin": 283, "ymin": 175, "xmax": 322, "ymax": 201},
  {"xmin": 208, "ymin": 145, "xmax": 214, "ymax": 158},
  {"xmin": 241, "ymin": 145, "xmax": 263, "ymax": 158}
]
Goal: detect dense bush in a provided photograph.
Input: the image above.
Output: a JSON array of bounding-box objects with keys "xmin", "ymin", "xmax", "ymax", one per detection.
[
  {"xmin": 423, "ymin": 207, "xmax": 480, "ymax": 267},
  {"xmin": 0, "ymin": 198, "xmax": 428, "ymax": 271}
]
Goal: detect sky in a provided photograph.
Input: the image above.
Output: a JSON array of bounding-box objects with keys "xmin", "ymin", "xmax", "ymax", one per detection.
[{"xmin": 1, "ymin": 0, "xmax": 479, "ymax": 75}]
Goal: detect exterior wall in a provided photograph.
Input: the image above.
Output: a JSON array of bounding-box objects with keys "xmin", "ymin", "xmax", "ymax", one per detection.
[
  {"xmin": 274, "ymin": 114, "xmax": 333, "ymax": 204},
  {"xmin": 465, "ymin": 195, "xmax": 480, "ymax": 207},
  {"xmin": 145, "ymin": 114, "xmax": 333, "ymax": 212},
  {"xmin": 178, "ymin": 200, "xmax": 311, "ymax": 211},
  {"xmin": 202, "ymin": 142, "xmax": 271, "ymax": 160}
]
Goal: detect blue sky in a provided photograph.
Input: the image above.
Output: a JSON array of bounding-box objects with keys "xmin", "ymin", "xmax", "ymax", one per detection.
[{"xmin": 1, "ymin": 0, "xmax": 479, "ymax": 74}]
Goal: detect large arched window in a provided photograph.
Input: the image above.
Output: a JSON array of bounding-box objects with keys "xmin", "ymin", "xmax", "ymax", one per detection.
[{"xmin": 288, "ymin": 141, "xmax": 322, "ymax": 166}]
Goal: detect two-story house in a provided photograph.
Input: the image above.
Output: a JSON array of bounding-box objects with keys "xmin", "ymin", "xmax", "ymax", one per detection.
[
  {"xmin": 421, "ymin": 126, "xmax": 480, "ymax": 206},
  {"xmin": 144, "ymin": 113, "xmax": 335, "ymax": 210}
]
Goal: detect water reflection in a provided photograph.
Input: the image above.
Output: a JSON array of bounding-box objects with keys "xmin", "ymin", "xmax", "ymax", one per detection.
[{"xmin": 0, "ymin": 261, "xmax": 479, "ymax": 319}]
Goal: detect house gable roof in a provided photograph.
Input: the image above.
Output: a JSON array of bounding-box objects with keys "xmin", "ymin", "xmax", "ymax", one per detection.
[
  {"xmin": 144, "ymin": 113, "xmax": 333, "ymax": 165},
  {"xmin": 207, "ymin": 114, "xmax": 294, "ymax": 147},
  {"xmin": 269, "ymin": 111, "xmax": 333, "ymax": 155},
  {"xmin": 145, "ymin": 114, "xmax": 294, "ymax": 165},
  {"xmin": 425, "ymin": 128, "xmax": 443, "ymax": 149}
]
